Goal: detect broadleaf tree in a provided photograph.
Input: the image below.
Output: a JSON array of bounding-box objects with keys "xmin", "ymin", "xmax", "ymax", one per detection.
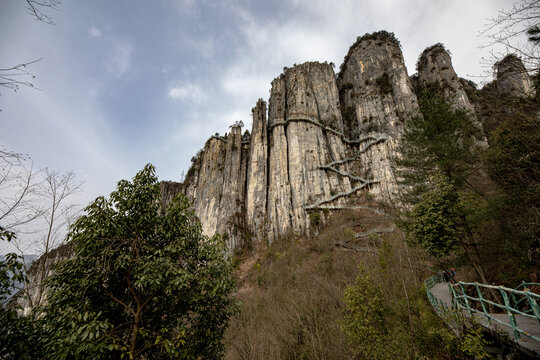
[
  {"xmin": 38, "ymin": 164, "xmax": 236, "ymax": 359},
  {"xmin": 0, "ymin": 227, "xmax": 42, "ymax": 360}
]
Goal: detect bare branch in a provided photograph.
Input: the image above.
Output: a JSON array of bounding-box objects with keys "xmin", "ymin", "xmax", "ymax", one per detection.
[
  {"xmin": 25, "ymin": 0, "xmax": 61, "ymax": 25},
  {"xmin": 479, "ymin": 0, "xmax": 540, "ymax": 74},
  {"xmin": 0, "ymin": 58, "xmax": 43, "ymax": 95},
  {"xmin": 1, "ymin": 1, "xmax": 61, "ymax": 100}
]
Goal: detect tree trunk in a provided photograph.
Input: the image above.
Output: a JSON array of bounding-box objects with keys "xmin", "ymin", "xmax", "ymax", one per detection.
[
  {"xmin": 129, "ymin": 311, "xmax": 140, "ymax": 359},
  {"xmin": 458, "ymin": 235, "xmax": 501, "ymax": 307}
]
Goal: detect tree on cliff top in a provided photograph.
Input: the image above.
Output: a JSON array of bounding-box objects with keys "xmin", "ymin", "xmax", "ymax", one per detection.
[{"xmin": 38, "ymin": 164, "xmax": 236, "ymax": 359}]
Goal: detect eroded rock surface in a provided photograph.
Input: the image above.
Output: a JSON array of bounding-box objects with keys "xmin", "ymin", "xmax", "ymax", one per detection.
[
  {"xmin": 338, "ymin": 31, "xmax": 419, "ymax": 201},
  {"xmin": 415, "ymin": 44, "xmax": 486, "ymax": 142},
  {"xmin": 246, "ymin": 100, "xmax": 268, "ymax": 243},
  {"xmin": 268, "ymin": 62, "xmax": 352, "ymax": 238},
  {"xmin": 416, "ymin": 44, "xmax": 475, "ymax": 113},
  {"xmin": 162, "ymin": 31, "xmax": 515, "ymax": 250},
  {"xmin": 494, "ymin": 54, "xmax": 534, "ymax": 98}
]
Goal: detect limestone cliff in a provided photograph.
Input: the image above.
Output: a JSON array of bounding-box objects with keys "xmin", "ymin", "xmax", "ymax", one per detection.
[
  {"xmin": 494, "ymin": 54, "xmax": 534, "ymax": 98},
  {"xmin": 245, "ymin": 100, "xmax": 267, "ymax": 239},
  {"xmin": 338, "ymin": 31, "xmax": 418, "ymax": 202},
  {"xmin": 416, "ymin": 44, "xmax": 475, "ymax": 113},
  {"xmin": 162, "ymin": 31, "xmax": 531, "ymax": 250},
  {"xmin": 415, "ymin": 44, "xmax": 487, "ymax": 142}
]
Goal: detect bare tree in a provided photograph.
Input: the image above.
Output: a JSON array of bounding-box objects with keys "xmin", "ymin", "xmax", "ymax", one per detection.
[
  {"xmin": 0, "ymin": 1, "xmax": 60, "ymax": 97},
  {"xmin": 0, "ymin": 58, "xmax": 42, "ymax": 93},
  {"xmin": 480, "ymin": 0, "xmax": 540, "ymax": 72},
  {"xmin": 230, "ymin": 120, "xmax": 244, "ymax": 128},
  {"xmin": 0, "ymin": 147, "xmax": 43, "ymax": 233},
  {"xmin": 19, "ymin": 169, "xmax": 82, "ymax": 309},
  {"xmin": 0, "ymin": 147, "xmax": 82, "ymax": 311}
]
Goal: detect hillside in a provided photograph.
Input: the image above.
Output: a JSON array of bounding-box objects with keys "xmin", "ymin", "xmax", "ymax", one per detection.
[{"xmin": 224, "ymin": 207, "xmax": 461, "ymax": 359}]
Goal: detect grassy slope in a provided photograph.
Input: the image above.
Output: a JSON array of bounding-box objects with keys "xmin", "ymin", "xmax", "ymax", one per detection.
[{"xmin": 224, "ymin": 208, "xmax": 461, "ymax": 360}]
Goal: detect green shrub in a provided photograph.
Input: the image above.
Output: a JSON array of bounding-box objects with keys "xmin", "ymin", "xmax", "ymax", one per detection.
[
  {"xmin": 341, "ymin": 267, "xmax": 393, "ymax": 360},
  {"xmin": 376, "ymin": 72, "xmax": 392, "ymax": 95},
  {"xmin": 309, "ymin": 211, "xmax": 321, "ymax": 228}
]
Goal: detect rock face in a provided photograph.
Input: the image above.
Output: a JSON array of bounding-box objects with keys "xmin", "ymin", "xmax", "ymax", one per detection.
[
  {"xmin": 246, "ymin": 100, "xmax": 267, "ymax": 242},
  {"xmin": 14, "ymin": 242, "xmax": 73, "ymax": 315},
  {"xmin": 267, "ymin": 62, "xmax": 352, "ymax": 239},
  {"xmin": 415, "ymin": 44, "xmax": 486, "ymax": 142},
  {"xmin": 178, "ymin": 127, "xmax": 249, "ymax": 249},
  {"xmin": 416, "ymin": 44, "xmax": 475, "ymax": 113},
  {"xmin": 494, "ymin": 54, "xmax": 534, "ymax": 97},
  {"xmin": 161, "ymin": 31, "xmax": 515, "ymax": 250},
  {"xmin": 338, "ymin": 31, "xmax": 418, "ymax": 201}
]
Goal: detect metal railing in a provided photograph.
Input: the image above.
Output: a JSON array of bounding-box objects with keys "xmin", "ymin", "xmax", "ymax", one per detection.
[
  {"xmin": 424, "ymin": 274, "xmax": 446, "ymax": 316},
  {"xmin": 450, "ymin": 281, "xmax": 540, "ymax": 342},
  {"xmin": 425, "ymin": 274, "xmax": 540, "ymax": 344},
  {"xmin": 424, "ymin": 275, "xmax": 462, "ymax": 330}
]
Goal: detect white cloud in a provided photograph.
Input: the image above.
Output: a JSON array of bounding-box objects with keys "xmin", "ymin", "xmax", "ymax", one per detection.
[
  {"xmin": 88, "ymin": 26, "xmax": 102, "ymax": 37},
  {"xmin": 107, "ymin": 38, "xmax": 135, "ymax": 79},
  {"xmin": 192, "ymin": 36, "xmax": 216, "ymax": 59},
  {"xmin": 174, "ymin": 0, "xmax": 198, "ymax": 16},
  {"xmin": 168, "ymin": 82, "xmax": 205, "ymax": 103},
  {"xmin": 222, "ymin": 71, "xmax": 269, "ymax": 97}
]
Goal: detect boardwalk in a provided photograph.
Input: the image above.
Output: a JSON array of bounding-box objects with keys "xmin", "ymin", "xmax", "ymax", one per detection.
[{"xmin": 430, "ymin": 282, "xmax": 540, "ymax": 356}]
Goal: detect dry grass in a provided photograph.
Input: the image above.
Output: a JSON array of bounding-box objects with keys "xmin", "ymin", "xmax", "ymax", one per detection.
[{"xmin": 224, "ymin": 208, "xmax": 456, "ymax": 360}]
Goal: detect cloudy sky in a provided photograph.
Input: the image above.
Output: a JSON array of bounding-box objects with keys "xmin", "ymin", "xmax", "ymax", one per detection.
[{"xmin": 0, "ymin": 0, "xmax": 514, "ymax": 251}]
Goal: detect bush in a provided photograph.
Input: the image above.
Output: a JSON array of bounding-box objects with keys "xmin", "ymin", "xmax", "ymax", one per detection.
[
  {"xmin": 376, "ymin": 72, "xmax": 392, "ymax": 94},
  {"xmin": 309, "ymin": 211, "xmax": 321, "ymax": 228},
  {"xmin": 341, "ymin": 266, "xmax": 390, "ymax": 359}
]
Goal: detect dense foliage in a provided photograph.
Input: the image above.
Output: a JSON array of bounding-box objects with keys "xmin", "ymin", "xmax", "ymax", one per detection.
[
  {"xmin": 395, "ymin": 72, "xmax": 540, "ymax": 287},
  {"xmin": 341, "ymin": 267, "xmax": 396, "ymax": 359},
  {"xmin": 392, "ymin": 93, "xmax": 488, "ymax": 278},
  {"xmin": 393, "ymin": 92, "xmax": 482, "ymax": 204},
  {"xmin": 408, "ymin": 176, "xmax": 461, "ymax": 258},
  {"xmin": 486, "ymin": 112, "xmax": 539, "ymax": 257},
  {"xmin": 0, "ymin": 228, "xmax": 42, "ymax": 359},
  {"xmin": 36, "ymin": 164, "xmax": 236, "ymax": 359}
]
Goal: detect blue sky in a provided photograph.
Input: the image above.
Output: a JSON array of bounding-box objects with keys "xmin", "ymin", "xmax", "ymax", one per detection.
[{"xmin": 0, "ymin": 0, "xmax": 513, "ymax": 252}]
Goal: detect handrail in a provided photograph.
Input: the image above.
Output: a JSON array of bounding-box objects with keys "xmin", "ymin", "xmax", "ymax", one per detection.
[
  {"xmin": 425, "ymin": 275, "xmax": 540, "ymax": 346},
  {"xmin": 450, "ymin": 281, "xmax": 540, "ymax": 342},
  {"xmin": 424, "ymin": 275, "xmax": 461, "ymax": 329},
  {"xmin": 513, "ymin": 282, "xmax": 540, "ymax": 313},
  {"xmin": 424, "ymin": 275, "xmax": 443, "ymax": 310}
]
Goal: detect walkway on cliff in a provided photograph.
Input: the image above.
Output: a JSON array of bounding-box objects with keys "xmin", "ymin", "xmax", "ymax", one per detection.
[{"xmin": 426, "ymin": 276, "xmax": 540, "ymax": 356}]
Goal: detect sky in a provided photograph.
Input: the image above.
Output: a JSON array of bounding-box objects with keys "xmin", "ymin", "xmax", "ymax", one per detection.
[{"xmin": 0, "ymin": 0, "xmax": 515, "ymax": 252}]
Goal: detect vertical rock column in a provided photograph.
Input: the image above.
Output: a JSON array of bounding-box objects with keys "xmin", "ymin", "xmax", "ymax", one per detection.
[
  {"xmin": 190, "ymin": 137, "xmax": 227, "ymax": 238},
  {"xmin": 338, "ymin": 31, "xmax": 419, "ymax": 201},
  {"xmin": 495, "ymin": 54, "xmax": 534, "ymax": 98},
  {"xmin": 217, "ymin": 126, "xmax": 244, "ymax": 248},
  {"xmin": 416, "ymin": 44, "xmax": 486, "ymax": 142},
  {"xmin": 246, "ymin": 99, "xmax": 268, "ymax": 242},
  {"xmin": 267, "ymin": 77, "xmax": 293, "ymax": 240},
  {"xmin": 267, "ymin": 62, "xmax": 351, "ymax": 239},
  {"xmin": 416, "ymin": 44, "xmax": 476, "ymax": 112},
  {"xmin": 283, "ymin": 63, "xmax": 350, "ymax": 233}
]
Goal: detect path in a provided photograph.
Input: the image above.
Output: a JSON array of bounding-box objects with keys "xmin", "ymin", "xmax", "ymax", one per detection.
[{"xmin": 429, "ymin": 281, "xmax": 540, "ymax": 356}]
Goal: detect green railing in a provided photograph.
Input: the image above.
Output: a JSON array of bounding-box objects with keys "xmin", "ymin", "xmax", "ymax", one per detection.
[
  {"xmin": 424, "ymin": 275, "xmax": 461, "ymax": 329},
  {"xmin": 425, "ymin": 275, "xmax": 540, "ymax": 344},
  {"xmin": 512, "ymin": 282, "xmax": 540, "ymax": 315},
  {"xmin": 425, "ymin": 274, "xmax": 446, "ymax": 316},
  {"xmin": 450, "ymin": 281, "xmax": 540, "ymax": 342}
]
